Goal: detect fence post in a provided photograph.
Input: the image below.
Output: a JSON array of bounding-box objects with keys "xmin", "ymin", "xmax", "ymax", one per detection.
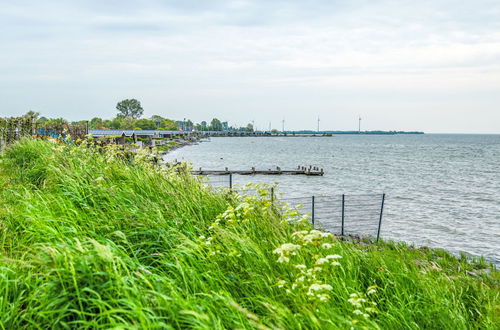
[
  {"xmin": 341, "ymin": 194, "xmax": 345, "ymax": 236},
  {"xmin": 311, "ymin": 196, "xmax": 315, "ymax": 226},
  {"xmin": 376, "ymin": 193, "xmax": 385, "ymax": 242},
  {"xmin": 270, "ymin": 187, "xmax": 274, "ymax": 204},
  {"xmin": 229, "ymin": 173, "xmax": 233, "ymax": 191}
]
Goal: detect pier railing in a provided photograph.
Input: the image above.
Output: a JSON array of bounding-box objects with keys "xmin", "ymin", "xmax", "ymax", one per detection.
[{"xmin": 197, "ymin": 174, "xmax": 386, "ymax": 241}]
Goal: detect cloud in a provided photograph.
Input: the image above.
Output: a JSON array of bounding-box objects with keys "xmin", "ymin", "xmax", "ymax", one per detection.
[{"xmin": 1, "ymin": 0, "xmax": 499, "ymax": 132}]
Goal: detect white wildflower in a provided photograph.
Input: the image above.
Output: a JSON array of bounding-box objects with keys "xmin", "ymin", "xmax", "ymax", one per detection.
[
  {"xmin": 325, "ymin": 254, "xmax": 342, "ymax": 260},
  {"xmin": 308, "ymin": 283, "xmax": 333, "ymax": 292},
  {"xmin": 348, "ymin": 298, "xmax": 362, "ymax": 308},
  {"xmin": 318, "ymin": 294, "xmax": 330, "ymax": 302},
  {"xmin": 307, "ymin": 284, "xmax": 333, "ymax": 300},
  {"xmin": 277, "ymin": 280, "xmax": 286, "ymax": 288},
  {"xmin": 273, "ymin": 243, "xmax": 301, "ymax": 263},
  {"xmin": 315, "ymin": 258, "xmax": 329, "ymax": 265},
  {"xmin": 366, "ymin": 285, "xmax": 377, "ymax": 295}
]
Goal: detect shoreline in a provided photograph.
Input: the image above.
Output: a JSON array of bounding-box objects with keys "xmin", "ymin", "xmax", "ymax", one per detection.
[
  {"xmin": 159, "ymin": 135, "xmax": 500, "ymax": 266},
  {"xmin": 0, "ymin": 139, "xmax": 497, "ymax": 328}
]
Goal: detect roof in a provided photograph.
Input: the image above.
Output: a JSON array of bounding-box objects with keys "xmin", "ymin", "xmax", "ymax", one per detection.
[{"xmin": 89, "ymin": 129, "xmax": 190, "ymax": 137}]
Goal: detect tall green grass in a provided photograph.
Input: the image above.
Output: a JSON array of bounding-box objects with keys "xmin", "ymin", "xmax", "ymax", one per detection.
[{"xmin": 0, "ymin": 139, "xmax": 498, "ymax": 329}]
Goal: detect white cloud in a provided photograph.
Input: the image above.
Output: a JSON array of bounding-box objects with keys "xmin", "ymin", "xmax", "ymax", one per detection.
[{"xmin": 1, "ymin": 0, "xmax": 499, "ymax": 132}]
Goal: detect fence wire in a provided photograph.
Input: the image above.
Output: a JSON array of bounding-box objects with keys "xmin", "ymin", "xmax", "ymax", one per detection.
[
  {"xmin": 195, "ymin": 173, "xmax": 386, "ymax": 240},
  {"xmin": 279, "ymin": 194, "xmax": 384, "ymax": 239},
  {"xmin": 200, "ymin": 175, "xmax": 232, "ymax": 190}
]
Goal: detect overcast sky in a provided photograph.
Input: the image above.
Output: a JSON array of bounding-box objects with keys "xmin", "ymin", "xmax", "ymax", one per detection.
[{"xmin": 1, "ymin": 0, "xmax": 499, "ymax": 133}]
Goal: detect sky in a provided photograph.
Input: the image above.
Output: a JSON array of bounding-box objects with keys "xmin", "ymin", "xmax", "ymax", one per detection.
[{"xmin": 1, "ymin": 0, "xmax": 500, "ymax": 133}]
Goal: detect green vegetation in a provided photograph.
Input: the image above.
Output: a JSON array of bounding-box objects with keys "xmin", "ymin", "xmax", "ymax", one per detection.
[
  {"xmin": 16, "ymin": 108, "xmax": 254, "ymax": 133},
  {"xmin": 155, "ymin": 141, "xmax": 180, "ymax": 153},
  {"xmin": 116, "ymin": 99, "xmax": 144, "ymax": 119},
  {"xmin": 88, "ymin": 115, "xmax": 180, "ymax": 131},
  {"xmin": 0, "ymin": 139, "xmax": 498, "ymax": 328}
]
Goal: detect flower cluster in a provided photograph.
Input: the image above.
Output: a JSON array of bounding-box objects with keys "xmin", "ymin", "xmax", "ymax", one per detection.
[
  {"xmin": 196, "ymin": 235, "xmax": 221, "ymax": 256},
  {"xmin": 210, "ymin": 202, "xmax": 255, "ymax": 229},
  {"xmin": 315, "ymin": 254, "xmax": 343, "ymax": 267},
  {"xmin": 272, "ymin": 227, "xmax": 341, "ymax": 303},
  {"xmin": 200, "ymin": 191, "xmax": 273, "ymax": 259},
  {"xmin": 273, "ymin": 243, "xmax": 301, "ymax": 263},
  {"xmin": 133, "ymin": 147, "xmax": 159, "ymax": 166},
  {"xmin": 307, "ymin": 283, "xmax": 333, "ymax": 302},
  {"xmin": 292, "ymin": 230, "xmax": 334, "ymax": 247},
  {"xmin": 198, "ymin": 235, "xmax": 213, "ymax": 246},
  {"xmin": 348, "ymin": 286, "xmax": 378, "ymax": 322}
]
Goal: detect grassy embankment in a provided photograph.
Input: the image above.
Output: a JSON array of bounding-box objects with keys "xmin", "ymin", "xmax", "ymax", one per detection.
[
  {"xmin": 0, "ymin": 139, "xmax": 498, "ymax": 328},
  {"xmin": 154, "ymin": 140, "xmax": 180, "ymax": 153}
]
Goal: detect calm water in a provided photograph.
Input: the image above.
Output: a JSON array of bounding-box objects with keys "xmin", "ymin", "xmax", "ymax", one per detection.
[{"xmin": 165, "ymin": 135, "xmax": 500, "ymax": 264}]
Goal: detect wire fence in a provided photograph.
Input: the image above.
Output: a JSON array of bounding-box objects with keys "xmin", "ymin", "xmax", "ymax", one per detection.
[
  {"xmin": 279, "ymin": 194, "xmax": 385, "ymax": 241},
  {"xmin": 195, "ymin": 173, "xmax": 386, "ymax": 241}
]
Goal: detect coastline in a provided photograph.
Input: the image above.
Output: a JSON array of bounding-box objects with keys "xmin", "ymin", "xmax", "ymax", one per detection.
[
  {"xmin": 161, "ymin": 134, "xmax": 500, "ymax": 265},
  {"xmin": 0, "ymin": 138, "xmax": 497, "ymax": 328}
]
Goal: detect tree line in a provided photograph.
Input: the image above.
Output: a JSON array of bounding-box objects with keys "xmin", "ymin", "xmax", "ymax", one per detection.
[{"xmin": 23, "ymin": 99, "xmax": 254, "ymax": 132}]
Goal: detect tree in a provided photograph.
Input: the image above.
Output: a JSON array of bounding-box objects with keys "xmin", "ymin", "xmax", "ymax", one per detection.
[
  {"xmin": 89, "ymin": 117, "xmax": 103, "ymax": 129},
  {"xmin": 102, "ymin": 119, "xmax": 112, "ymax": 129},
  {"xmin": 23, "ymin": 111, "xmax": 39, "ymax": 121},
  {"xmin": 116, "ymin": 99, "xmax": 144, "ymax": 119},
  {"xmin": 120, "ymin": 117, "xmax": 136, "ymax": 130},
  {"xmin": 210, "ymin": 118, "xmax": 223, "ymax": 131},
  {"xmin": 46, "ymin": 118, "xmax": 68, "ymax": 125},
  {"xmin": 109, "ymin": 117, "xmax": 123, "ymax": 129},
  {"xmin": 246, "ymin": 123, "xmax": 254, "ymax": 132},
  {"xmin": 135, "ymin": 118, "xmax": 156, "ymax": 130},
  {"xmin": 198, "ymin": 121, "xmax": 208, "ymax": 131},
  {"xmin": 161, "ymin": 119, "xmax": 178, "ymax": 130},
  {"xmin": 71, "ymin": 120, "xmax": 87, "ymax": 126},
  {"xmin": 150, "ymin": 115, "xmax": 165, "ymax": 128}
]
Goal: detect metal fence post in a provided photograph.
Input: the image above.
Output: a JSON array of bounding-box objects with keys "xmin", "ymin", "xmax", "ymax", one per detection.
[
  {"xmin": 311, "ymin": 196, "xmax": 315, "ymax": 226},
  {"xmin": 341, "ymin": 194, "xmax": 345, "ymax": 236},
  {"xmin": 376, "ymin": 193, "xmax": 385, "ymax": 242},
  {"xmin": 229, "ymin": 173, "xmax": 233, "ymax": 191}
]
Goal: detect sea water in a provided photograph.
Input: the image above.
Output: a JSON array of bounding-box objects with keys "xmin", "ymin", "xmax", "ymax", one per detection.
[{"xmin": 165, "ymin": 134, "xmax": 500, "ymax": 264}]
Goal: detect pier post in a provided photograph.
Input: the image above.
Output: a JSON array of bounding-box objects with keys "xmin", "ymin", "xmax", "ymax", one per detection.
[
  {"xmin": 341, "ymin": 194, "xmax": 345, "ymax": 236},
  {"xmin": 376, "ymin": 194, "xmax": 385, "ymax": 242}
]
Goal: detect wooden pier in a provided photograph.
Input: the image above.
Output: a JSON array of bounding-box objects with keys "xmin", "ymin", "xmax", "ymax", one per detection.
[{"xmin": 192, "ymin": 166, "xmax": 324, "ymax": 176}]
